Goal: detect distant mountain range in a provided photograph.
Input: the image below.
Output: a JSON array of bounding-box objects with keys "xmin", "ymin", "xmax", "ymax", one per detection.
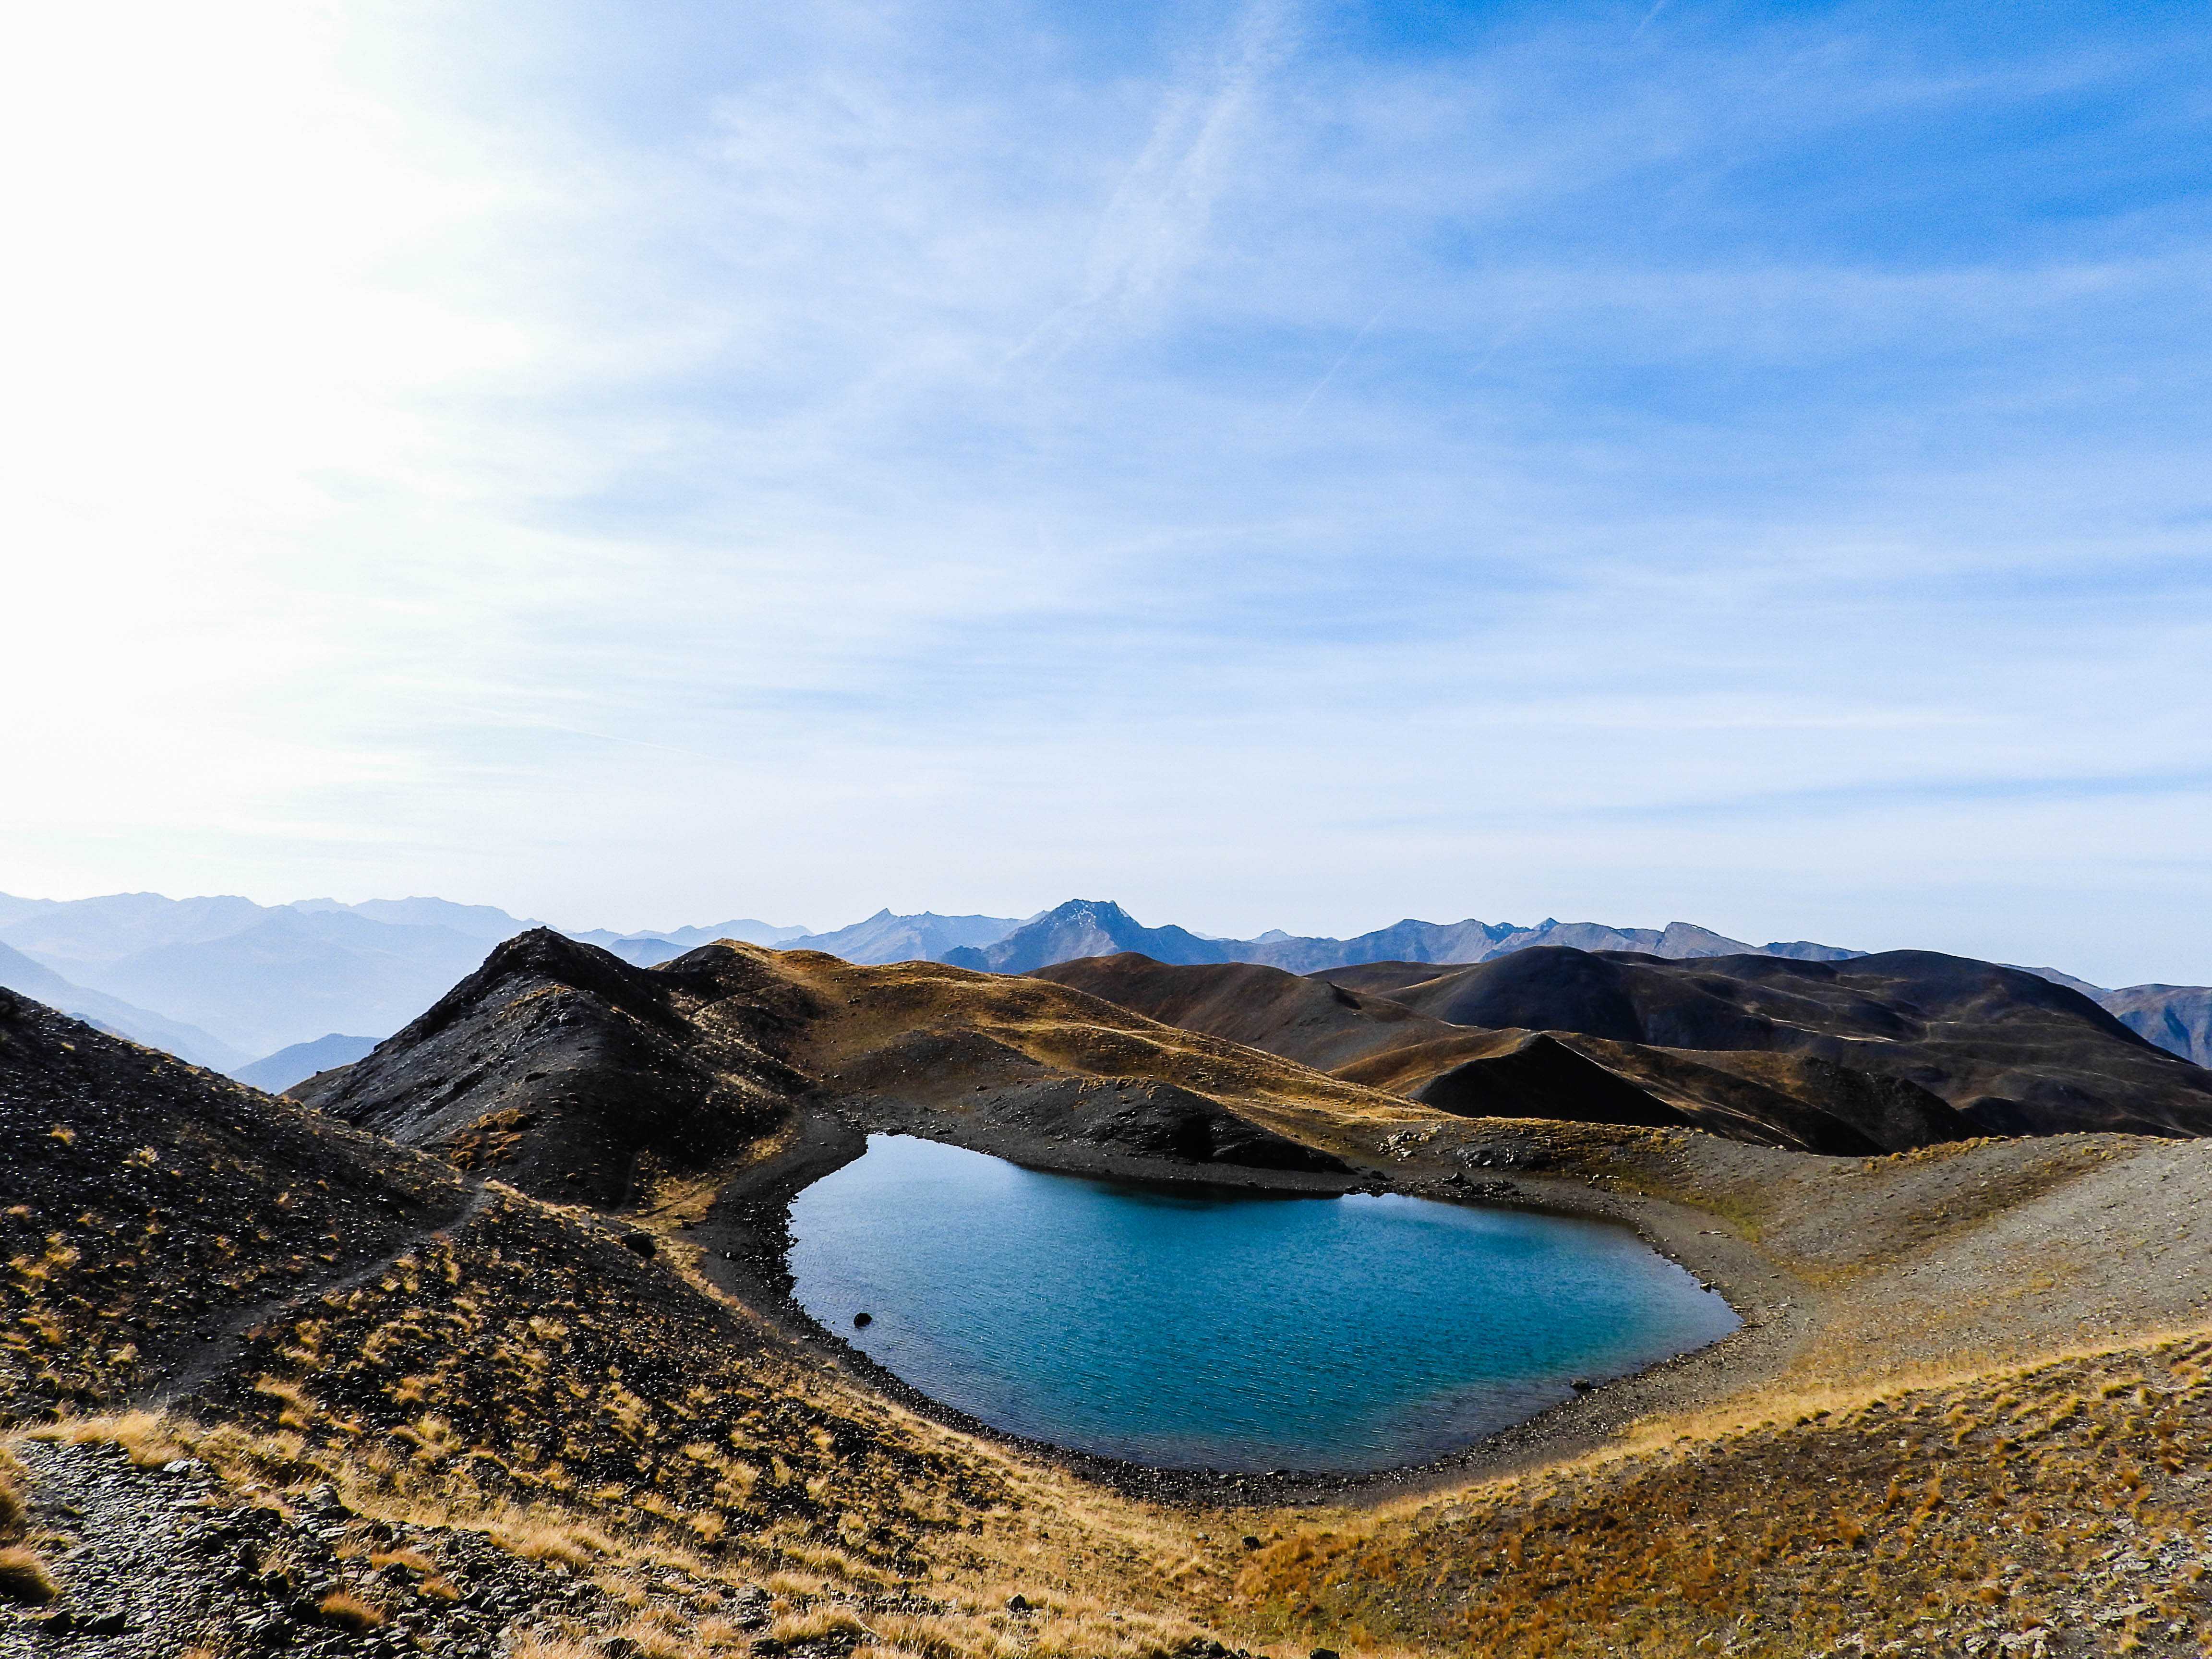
[
  {"xmin": 0, "ymin": 888, "xmax": 2206, "ymax": 1077},
  {"xmin": 938, "ymin": 898, "xmax": 1864, "ymax": 975},
  {"xmin": 568, "ymin": 916, "xmax": 812, "ymax": 963},
  {"xmin": 0, "ymin": 937, "xmax": 243, "ymax": 1070},
  {"xmin": 0, "ymin": 894, "xmax": 517, "ymax": 1064},
  {"xmin": 0, "ymin": 892, "xmax": 809, "ymax": 1066},
  {"xmin": 2092, "ymin": 984, "xmax": 2212, "ymax": 1070}
]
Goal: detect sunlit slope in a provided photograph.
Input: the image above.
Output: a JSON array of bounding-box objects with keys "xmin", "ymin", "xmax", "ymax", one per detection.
[
  {"xmin": 1034, "ymin": 951, "xmax": 1968, "ymax": 1154},
  {"xmin": 1178, "ymin": 1126, "xmax": 2212, "ymax": 1658},
  {"xmin": 735, "ymin": 945, "xmax": 1431, "ymax": 1166},
  {"xmin": 301, "ymin": 933, "xmax": 1434, "ymax": 1191},
  {"xmin": 0, "ymin": 985, "xmax": 471, "ymax": 1412}
]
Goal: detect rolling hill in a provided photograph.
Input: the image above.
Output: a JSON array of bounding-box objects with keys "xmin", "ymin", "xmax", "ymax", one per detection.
[
  {"xmin": 11, "ymin": 883, "xmax": 2208, "ymax": 1113},
  {"xmin": 295, "ymin": 930, "xmax": 1381, "ymax": 1194},
  {"xmin": 1327, "ymin": 949, "xmax": 2212, "ymax": 1137},
  {"xmin": 1025, "ymin": 953, "xmax": 1969, "ymax": 1154},
  {"xmin": 1035, "ymin": 945, "xmax": 2212, "ymax": 1146}
]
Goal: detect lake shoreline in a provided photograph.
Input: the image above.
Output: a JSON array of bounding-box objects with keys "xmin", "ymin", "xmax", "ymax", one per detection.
[{"xmin": 677, "ymin": 1093, "xmax": 1818, "ymax": 1511}]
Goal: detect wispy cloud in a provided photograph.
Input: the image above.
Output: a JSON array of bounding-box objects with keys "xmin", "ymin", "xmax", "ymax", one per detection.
[
  {"xmin": 1018, "ymin": 0, "xmax": 1295, "ymax": 356},
  {"xmin": 1, "ymin": 0, "xmax": 2208, "ymax": 981}
]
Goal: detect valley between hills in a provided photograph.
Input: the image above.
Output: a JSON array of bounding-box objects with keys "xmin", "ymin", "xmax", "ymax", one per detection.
[{"xmin": 9, "ymin": 930, "xmax": 2212, "ymax": 1659}]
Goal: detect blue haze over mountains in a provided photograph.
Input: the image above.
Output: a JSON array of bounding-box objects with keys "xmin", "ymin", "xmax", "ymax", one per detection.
[{"xmin": 0, "ymin": 890, "xmax": 2204, "ymax": 1091}]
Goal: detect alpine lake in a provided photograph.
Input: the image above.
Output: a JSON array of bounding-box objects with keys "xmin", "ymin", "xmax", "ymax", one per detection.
[{"xmin": 787, "ymin": 1134, "xmax": 1738, "ymax": 1474}]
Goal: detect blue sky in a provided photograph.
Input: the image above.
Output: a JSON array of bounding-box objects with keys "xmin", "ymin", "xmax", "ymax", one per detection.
[{"xmin": 3, "ymin": 0, "xmax": 2209, "ymax": 981}]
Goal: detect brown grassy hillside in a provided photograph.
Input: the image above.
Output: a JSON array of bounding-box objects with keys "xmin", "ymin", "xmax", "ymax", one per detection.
[
  {"xmin": 1224, "ymin": 1337, "xmax": 2212, "ymax": 1657},
  {"xmin": 1032, "ymin": 953, "xmax": 1977, "ymax": 1155}
]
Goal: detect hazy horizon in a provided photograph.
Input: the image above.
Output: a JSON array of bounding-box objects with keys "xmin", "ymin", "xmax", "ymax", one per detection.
[{"xmin": 0, "ymin": 883, "xmax": 2174, "ymax": 987}]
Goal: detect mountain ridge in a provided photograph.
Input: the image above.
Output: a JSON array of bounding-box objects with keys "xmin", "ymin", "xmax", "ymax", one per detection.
[
  {"xmin": 229, "ymin": 1032, "xmax": 380, "ymax": 1093},
  {"xmin": 8, "ymin": 887, "xmax": 2209, "ymax": 1071},
  {"xmin": 943, "ymin": 898, "xmax": 1867, "ymax": 977},
  {"xmin": 10, "ymin": 937, "xmax": 2212, "ymax": 1658}
]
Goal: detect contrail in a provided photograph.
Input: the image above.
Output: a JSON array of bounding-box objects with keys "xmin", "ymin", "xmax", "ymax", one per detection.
[
  {"xmin": 1293, "ymin": 301, "xmax": 1391, "ymax": 418},
  {"xmin": 1632, "ymin": 0, "xmax": 1669, "ymax": 38},
  {"xmin": 1468, "ymin": 308, "xmax": 1536, "ymax": 376}
]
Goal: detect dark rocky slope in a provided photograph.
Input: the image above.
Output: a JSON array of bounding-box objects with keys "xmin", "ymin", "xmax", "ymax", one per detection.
[
  {"xmin": 294, "ymin": 928, "xmax": 812, "ymax": 1205},
  {"xmin": 11, "ymin": 942, "xmax": 2212, "ymax": 1659},
  {"xmin": 0, "ymin": 986, "xmax": 1047, "ymax": 1658},
  {"xmin": 0, "ymin": 985, "xmax": 469, "ymax": 1413}
]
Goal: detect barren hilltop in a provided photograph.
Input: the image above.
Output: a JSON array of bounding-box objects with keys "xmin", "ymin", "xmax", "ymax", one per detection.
[{"xmin": 7, "ymin": 929, "xmax": 2212, "ymax": 1657}]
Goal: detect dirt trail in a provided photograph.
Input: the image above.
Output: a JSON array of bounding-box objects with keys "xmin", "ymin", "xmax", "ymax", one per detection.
[{"xmin": 139, "ymin": 1180, "xmax": 497, "ymax": 1413}]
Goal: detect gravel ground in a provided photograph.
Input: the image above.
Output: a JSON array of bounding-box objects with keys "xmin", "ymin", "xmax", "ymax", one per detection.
[{"xmin": 0, "ymin": 1439, "xmax": 745, "ymax": 1659}]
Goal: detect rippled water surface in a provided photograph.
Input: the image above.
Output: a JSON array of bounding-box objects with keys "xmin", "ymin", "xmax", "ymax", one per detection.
[{"xmin": 788, "ymin": 1135, "xmax": 1737, "ymax": 1472}]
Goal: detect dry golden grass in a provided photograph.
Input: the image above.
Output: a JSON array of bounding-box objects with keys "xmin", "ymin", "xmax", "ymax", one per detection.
[
  {"xmin": 0, "ymin": 1444, "xmax": 27, "ymax": 1541},
  {"xmin": 693, "ymin": 1614, "xmax": 754, "ymax": 1648},
  {"xmin": 763, "ymin": 950, "xmax": 1422, "ymax": 1127},
  {"xmin": 17, "ymin": 1395, "xmax": 1243, "ymax": 1659},
  {"xmin": 0, "ymin": 1444, "xmax": 56, "ymax": 1606},
  {"xmin": 21, "ymin": 976, "xmax": 2212, "ymax": 1659},
  {"xmin": 609, "ymin": 1608, "xmax": 706, "ymax": 1658},
  {"xmin": 770, "ymin": 1604, "xmax": 869, "ymax": 1643},
  {"xmin": 505, "ymin": 1520, "xmax": 616, "ymax": 1570},
  {"xmin": 315, "ymin": 1588, "xmax": 387, "ymax": 1631},
  {"xmin": 0, "ymin": 1544, "xmax": 58, "ymax": 1604},
  {"xmin": 26, "ymin": 1409, "xmax": 185, "ymax": 1467},
  {"xmin": 506, "ymin": 1636, "xmax": 603, "ymax": 1659},
  {"xmin": 26, "ymin": 1251, "xmax": 2210, "ymax": 1657},
  {"xmin": 1218, "ymin": 1333, "xmax": 2212, "ymax": 1658}
]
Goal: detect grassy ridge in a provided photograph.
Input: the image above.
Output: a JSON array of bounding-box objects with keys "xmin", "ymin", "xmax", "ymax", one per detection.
[{"xmin": 1224, "ymin": 1338, "xmax": 2212, "ymax": 1656}]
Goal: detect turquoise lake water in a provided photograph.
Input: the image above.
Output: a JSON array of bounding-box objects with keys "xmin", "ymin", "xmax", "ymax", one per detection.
[{"xmin": 786, "ymin": 1136, "xmax": 1739, "ymax": 1473}]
